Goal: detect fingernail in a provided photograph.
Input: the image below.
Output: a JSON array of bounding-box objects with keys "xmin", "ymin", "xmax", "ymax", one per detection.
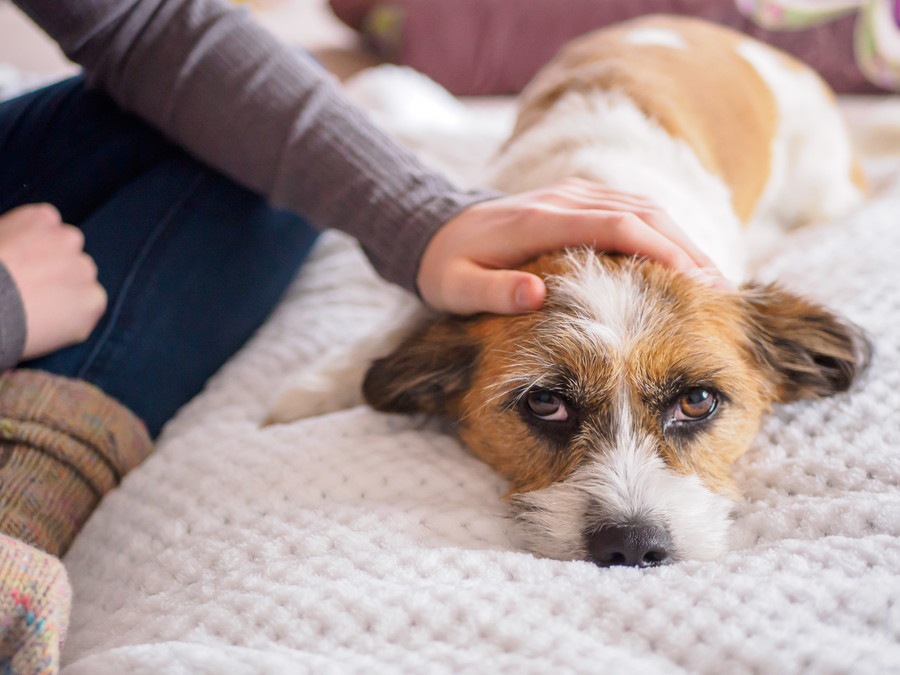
[
  {"xmin": 515, "ymin": 281, "xmax": 534, "ymax": 309},
  {"xmin": 515, "ymin": 277, "xmax": 548, "ymax": 311}
]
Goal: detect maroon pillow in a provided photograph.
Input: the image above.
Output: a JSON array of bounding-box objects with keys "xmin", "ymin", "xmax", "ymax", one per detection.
[
  {"xmin": 329, "ymin": 0, "xmax": 883, "ymax": 95},
  {"xmin": 329, "ymin": 0, "xmax": 374, "ymax": 31}
]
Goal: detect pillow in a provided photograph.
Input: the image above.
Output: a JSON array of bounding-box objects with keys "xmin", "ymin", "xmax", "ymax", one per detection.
[
  {"xmin": 329, "ymin": 0, "xmax": 897, "ymax": 95},
  {"xmin": 329, "ymin": 0, "xmax": 374, "ymax": 31}
]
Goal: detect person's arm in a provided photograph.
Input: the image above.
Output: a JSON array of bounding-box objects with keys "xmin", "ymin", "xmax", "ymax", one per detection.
[
  {"xmin": 12, "ymin": 0, "xmax": 728, "ymax": 322},
  {"xmin": 13, "ymin": 0, "xmax": 494, "ymax": 293},
  {"xmin": 0, "ymin": 262, "xmax": 26, "ymax": 371}
]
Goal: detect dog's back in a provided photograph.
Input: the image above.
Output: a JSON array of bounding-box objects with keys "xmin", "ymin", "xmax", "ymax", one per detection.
[{"xmin": 489, "ymin": 15, "xmax": 866, "ymax": 281}]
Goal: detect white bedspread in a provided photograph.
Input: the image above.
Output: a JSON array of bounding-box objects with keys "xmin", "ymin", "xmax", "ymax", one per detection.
[{"xmin": 59, "ymin": 72, "xmax": 900, "ymax": 674}]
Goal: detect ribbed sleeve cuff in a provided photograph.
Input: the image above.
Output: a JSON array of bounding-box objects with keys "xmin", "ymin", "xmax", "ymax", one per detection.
[
  {"xmin": 0, "ymin": 261, "xmax": 27, "ymax": 371},
  {"xmin": 361, "ymin": 187, "xmax": 503, "ymax": 294}
]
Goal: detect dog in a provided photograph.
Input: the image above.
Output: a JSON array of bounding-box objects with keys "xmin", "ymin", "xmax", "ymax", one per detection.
[{"xmin": 267, "ymin": 16, "xmax": 871, "ymax": 567}]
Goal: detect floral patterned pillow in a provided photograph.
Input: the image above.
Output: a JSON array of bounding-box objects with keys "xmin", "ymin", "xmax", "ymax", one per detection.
[
  {"xmin": 329, "ymin": 0, "xmax": 899, "ymax": 95},
  {"xmin": 740, "ymin": 0, "xmax": 899, "ymax": 90}
]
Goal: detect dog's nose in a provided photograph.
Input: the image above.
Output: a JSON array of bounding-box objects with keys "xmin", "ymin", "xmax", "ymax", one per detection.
[{"xmin": 588, "ymin": 524, "xmax": 673, "ymax": 568}]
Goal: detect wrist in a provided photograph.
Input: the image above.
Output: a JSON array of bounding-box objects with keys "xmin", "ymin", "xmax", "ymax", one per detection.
[{"xmin": 0, "ymin": 260, "xmax": 27, "ymax": 370}]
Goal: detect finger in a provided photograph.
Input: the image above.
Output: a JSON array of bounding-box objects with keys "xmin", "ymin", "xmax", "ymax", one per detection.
[
  {"xmin": 25, "ymin": 203, "xmax": 63, "ymax": 228},
  {"xmin": 71, "ymin": 284, "xmax": 108, "ymax": 343},
  {"xmin": 619, "ymin": 207, "xmax": 719, "ymax": 272},
  {"xmin": 508, "ymin": 210, "xmax": 701, "ymax": 275},
  {"xmin": 440, "ymin": 263, "xmax": 547, "ymax": 315},
  {"xmin": 82, "ymin": 251, "xmax": 100, "ymax": 281},
  {"xmin": 509, "ymin": 272, "xmax": 547, "ymax": 312},
  {"xmin": 552, "ymin": 178, "xmax": 661, "ymax": 207},
  {"xmin": 545, "ymin": 180, "xmax": 720, "ymax": 270},
  {"xmin": 530, "ymin": 182, "xmax": 653, "ymax": 212},
  {"xmin": 551, "ymin": 182, "xmax": 653, "ymax": 208},
  {"xmin": 60, "ymin": 224, "xmax": 86, "ymax": 251},
  {"xmin": 0, "ymin": 203, "xmax": 60, "ymax": 231},
  {"xmin": 544, "ymin": 186, "xmax": 720, "ymax": 271},
  {"xmin": 90, "ymin": 283, "xmax": 108, "ymax": 323},
  {"xmin": 592, "ymin": 212, "xmax": 703, "ymax": 274},
  {"xmin": 543, "ymin": 189, "xmax": 651, "ymax": 215}
]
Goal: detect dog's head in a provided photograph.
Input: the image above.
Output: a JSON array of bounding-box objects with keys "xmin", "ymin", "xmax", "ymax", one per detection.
[{"xmin": 364, "ymin": 249, "xmax": 869, "ymax": 567}]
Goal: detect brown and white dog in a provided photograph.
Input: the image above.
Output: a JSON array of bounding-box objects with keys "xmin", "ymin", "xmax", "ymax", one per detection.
[{"xmin": 268, "ymin": 16, "xmax": 871, "ymax": 567}]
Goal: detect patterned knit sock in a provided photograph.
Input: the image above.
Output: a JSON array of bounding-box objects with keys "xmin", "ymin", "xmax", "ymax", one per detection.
[
  {"xmin": 0, "ymin": 369, "xmax": 153, "ymax": 557},
  {"xmin": 0, "ymin": 535, "xmax": 71, "ymax": 675}
]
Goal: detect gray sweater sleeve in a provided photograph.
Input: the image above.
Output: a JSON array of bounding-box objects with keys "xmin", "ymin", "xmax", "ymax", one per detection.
[
  {"xmin": 12, "ymin": 0, "xmax": 500, "ymax": 292},
  {"xmin": 0, "ymin": 261, "xmax": 27, "ymax": 370}
]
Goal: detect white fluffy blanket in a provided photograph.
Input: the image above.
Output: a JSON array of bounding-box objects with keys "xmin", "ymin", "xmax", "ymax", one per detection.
[{"xmin": 60, "ymin": 71, "xmax": 900, "ymax": 673}]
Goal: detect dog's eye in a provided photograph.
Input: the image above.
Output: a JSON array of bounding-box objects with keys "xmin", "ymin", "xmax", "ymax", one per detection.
[
  {"xmin": 525, "ymin": 389, "xmax": 569, "ymax": 422},
  {"xmin": 674, "ymin": 388, "xmax": 718, "ymax": 421}
]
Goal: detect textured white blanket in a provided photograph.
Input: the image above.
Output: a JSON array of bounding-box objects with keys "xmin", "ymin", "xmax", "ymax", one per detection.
[{"xmin": 60, "ymin": 72, "xmax": 900, "ymax": 673}]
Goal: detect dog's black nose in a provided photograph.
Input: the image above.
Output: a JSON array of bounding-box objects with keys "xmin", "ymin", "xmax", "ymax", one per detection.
[{"xmin": 588, "ymin": 524, "xmax": 673, "ymax": 568}]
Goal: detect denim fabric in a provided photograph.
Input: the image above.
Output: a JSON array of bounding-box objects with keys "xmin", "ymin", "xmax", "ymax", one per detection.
[{"xmin": 0, "ymin": 77, "xmax": 319, "ymax": 437}]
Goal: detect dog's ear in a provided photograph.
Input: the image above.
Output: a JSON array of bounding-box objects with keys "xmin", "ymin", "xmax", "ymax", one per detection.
[
  {"xmin": 741, "ymin": 283, "xmax": 871, "ymax": 402},
  {"xmin": 363, "ymin": 319, "xmax": 480, "ymax": 416}
]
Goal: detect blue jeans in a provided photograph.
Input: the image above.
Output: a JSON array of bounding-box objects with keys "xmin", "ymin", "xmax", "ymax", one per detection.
[{"xmin": 0, "ymin": 77, "xmax": 319, "ymax": 437}]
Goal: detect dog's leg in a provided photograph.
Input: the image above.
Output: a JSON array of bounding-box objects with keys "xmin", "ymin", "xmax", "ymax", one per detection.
[
  {"xmin": 263, "ymin": 306, "xmax": 428, "ymax": 424},
  {"xmin": 738, "ymin": 40, "xmax": 867, "ymax": 229}
]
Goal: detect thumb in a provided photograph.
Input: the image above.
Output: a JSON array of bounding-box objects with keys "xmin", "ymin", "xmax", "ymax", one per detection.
[{"xmin": 450, "ymin": 266, "xmax": 547, "ymax": 315}]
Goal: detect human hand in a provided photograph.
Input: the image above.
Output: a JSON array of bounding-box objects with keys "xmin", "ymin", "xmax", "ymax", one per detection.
[
  {"xmin": 417, "ymin": 178, "xmax": 733, "ymax": 315},
  {"xmin": 0, "ymin": 204, "xmax": 107, "ymax": 359}
]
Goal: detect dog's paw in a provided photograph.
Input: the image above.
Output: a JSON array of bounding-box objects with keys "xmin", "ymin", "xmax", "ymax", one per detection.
[
  {"xmin": 263, "ymin": 305, "xmax": 428, "ymax": 425},
  {"xmin": 263, "ymin": 361, "xmax": 366, "ymax": 425}
]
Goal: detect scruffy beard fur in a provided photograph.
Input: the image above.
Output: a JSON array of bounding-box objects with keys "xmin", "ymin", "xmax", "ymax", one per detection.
[{"xmin": 363, "ymin": 251, "xmax": 870, "ymax": 566}]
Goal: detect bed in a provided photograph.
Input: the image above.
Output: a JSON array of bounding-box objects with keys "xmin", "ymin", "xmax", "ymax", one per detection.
[
  {"xmin": 41, "ymin": 63, "xmax": 900, "ymax": 673},
  {"xmin": 3, "ymin": 15, "xmax": 900, "ymax": 668}
]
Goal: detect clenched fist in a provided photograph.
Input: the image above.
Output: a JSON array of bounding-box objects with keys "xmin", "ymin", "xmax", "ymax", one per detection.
[{"xmin": 0, "ymin": 204, "xmax": 107, "ymax": 360}]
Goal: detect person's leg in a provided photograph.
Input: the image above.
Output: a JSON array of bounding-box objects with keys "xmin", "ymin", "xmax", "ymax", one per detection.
[
  {"xmin": 0, "ymin": 369, "xmax": 152, "ymax": 555},
  {"xmin": 0, "ymin": 78, "xmax": 160, "ymax": 564},
  {"xmin": 0, "ymin": 76, "xmax": 179, "ymax": 222},
  {"xmin": 23, "ymin": 154, "xmax": 319, "ymax": 437},
  {"xmin": 0, "ymin": 368, "xmax": 149, "ymax": 671},
  {"xmin": 0, "ymin": 74, "xmax": 319, "ymax": 670},
  {"xmin": 1, "ymin": 77, "xmax": 320, "ymax": 437},
  {"xmin": 0, "ymin": 534, "xmax": 71, "ymax": 673}
]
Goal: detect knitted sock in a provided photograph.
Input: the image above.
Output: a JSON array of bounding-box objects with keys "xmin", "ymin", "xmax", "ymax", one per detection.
[
  {"xmin": 0, "ymin": 369, "xmax": 153, "ymax": 557},
  {"xmin": 0, "ymin": 535, "xmax": 71, "ymax": 675}
]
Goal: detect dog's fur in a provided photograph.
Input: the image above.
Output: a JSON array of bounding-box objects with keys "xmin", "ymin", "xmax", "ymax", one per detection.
[{"xmin": 268, "ymin": 16, "xmax": 871, "ymax": 567}]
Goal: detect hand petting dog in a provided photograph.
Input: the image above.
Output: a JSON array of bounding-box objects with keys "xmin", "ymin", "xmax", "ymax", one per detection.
[{"xmin": 417, "ymin": 177, "xmax": 731, "ymax": 316}]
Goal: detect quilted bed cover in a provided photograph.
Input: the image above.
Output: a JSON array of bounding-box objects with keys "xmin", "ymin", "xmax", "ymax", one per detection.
[{"xmin": 57, "ymin": 71, "xmax": 900, "ymax": 674}]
